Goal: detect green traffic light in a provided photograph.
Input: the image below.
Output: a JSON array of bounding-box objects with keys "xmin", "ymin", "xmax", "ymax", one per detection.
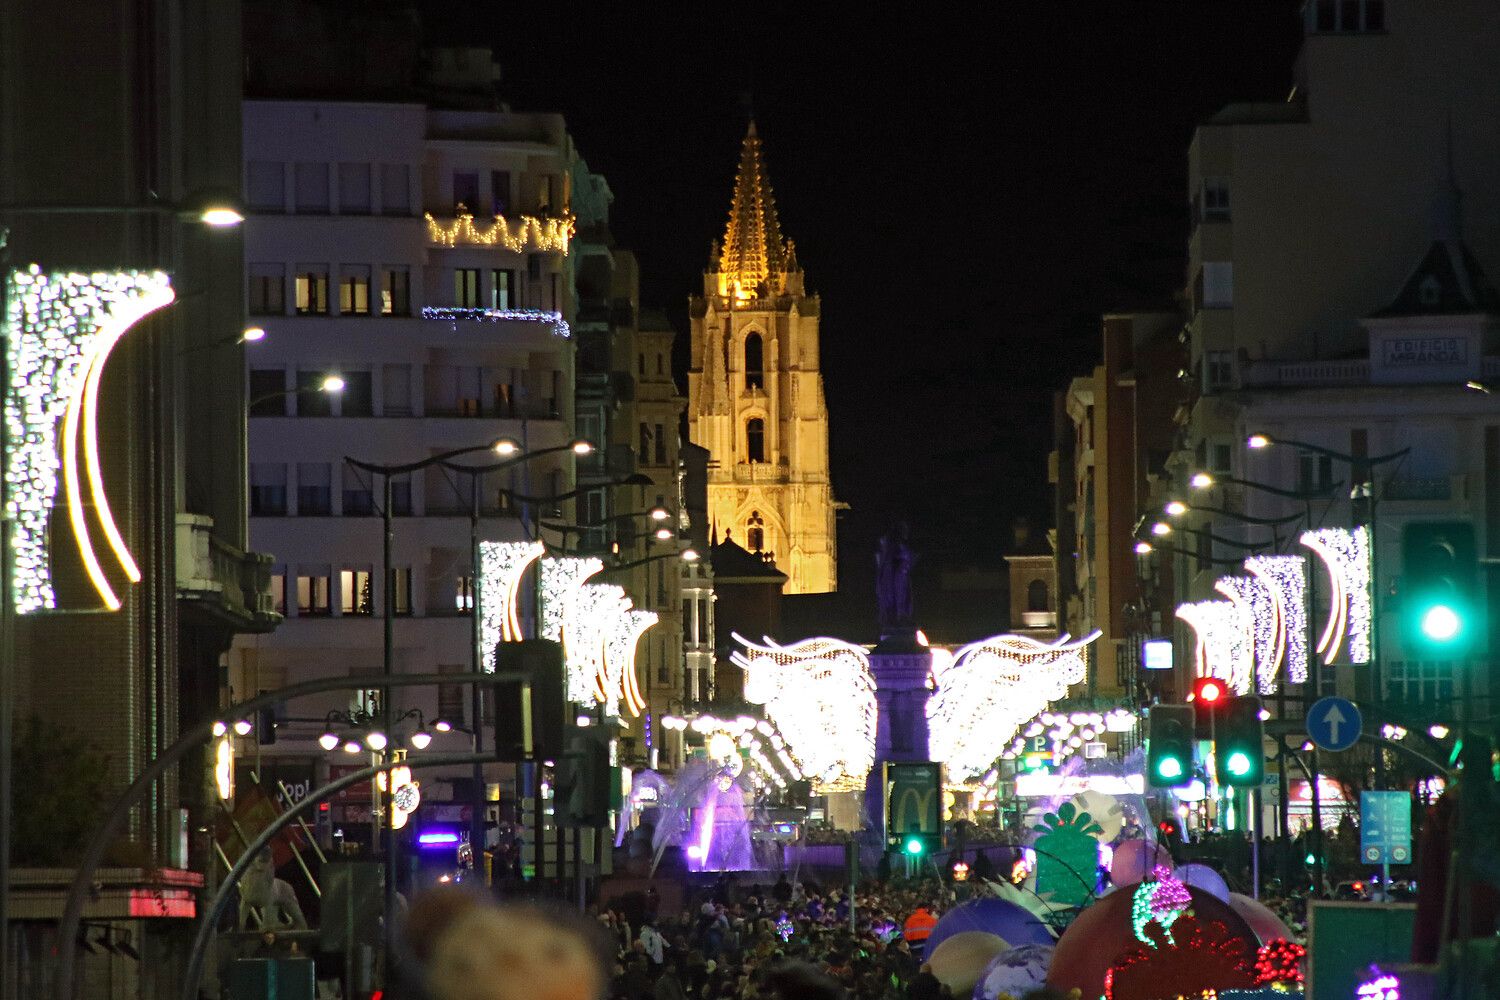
[
  {"xmin": 1225, "ymin": 751, "xmax": 1252, "ymax": 777},
  {"xmin": 1156, "ymin": 756, "xmax": 1184, "ymax": 780},
  {"xmin": 1420, "ymin": 604, "xmax": 1462, "ymax": 642},
  {"xmin": 904, "ymin": 837, "xmax": 924, "ymax": 856}
]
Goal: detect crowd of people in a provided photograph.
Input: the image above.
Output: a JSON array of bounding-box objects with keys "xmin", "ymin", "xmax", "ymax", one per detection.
[{"xmin": 594, "ymin": 874, "xmax": 965, "ymax": 1000}]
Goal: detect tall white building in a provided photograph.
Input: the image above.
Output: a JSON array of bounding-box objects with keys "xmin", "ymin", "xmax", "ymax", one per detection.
[{"xmin": 231, "ymin": 98, "xmax": 583, "ymax": 842}]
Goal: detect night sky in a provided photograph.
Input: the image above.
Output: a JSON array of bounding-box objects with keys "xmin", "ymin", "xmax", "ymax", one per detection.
[{"xmin": 429, "ymin": 2, "xmax": 1305, "ymax": 610}]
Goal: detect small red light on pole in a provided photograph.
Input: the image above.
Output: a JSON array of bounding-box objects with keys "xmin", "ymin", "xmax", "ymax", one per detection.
[{"xmin": 1193, "ymin": 677, "xmax": 1225, "ymax": 704}]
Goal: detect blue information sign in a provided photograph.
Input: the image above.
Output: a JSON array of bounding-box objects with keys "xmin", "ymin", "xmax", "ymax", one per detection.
[
  {"xmin": 1360, "ymin": 790, "xmax": 1412, "ymax": 865},
  {"xmin": 1308, "ymin": 696, "xmax": 1362, "ymax": 752}
]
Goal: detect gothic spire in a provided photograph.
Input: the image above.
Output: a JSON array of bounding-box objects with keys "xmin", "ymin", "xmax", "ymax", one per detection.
[{"xmin": 717, "ymin": 120, "xmax": 792, "ymax": 297}]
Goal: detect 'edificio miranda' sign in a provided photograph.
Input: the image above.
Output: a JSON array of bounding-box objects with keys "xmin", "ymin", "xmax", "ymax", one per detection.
[{"xmin": 1381, "ymin": 336, "xmax": 1467, "ymax": 366}]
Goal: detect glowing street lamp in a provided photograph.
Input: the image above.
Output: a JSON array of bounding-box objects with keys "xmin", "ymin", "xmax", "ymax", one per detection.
[{"xmin": 1164, "ymin": 500, "xmax": 1188, "ymax": 517}]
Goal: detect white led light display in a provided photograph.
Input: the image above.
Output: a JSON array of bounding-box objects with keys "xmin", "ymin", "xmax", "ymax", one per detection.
[
  {"xmin": 568, "ymin": 582, "xmax": 633, "ymax": 714},
  {"xmin": 1176, "ymin": 600, "xmax": 1253, "ymax": 694},
  {"xmin": 927, "ymin": 632, "xmax": 1098, "ymax": 781},
  {"xmin": 477, "ymin": 540, "xmax": 545, "ymax": 669},
  {"xmin": 420, "ymin": 306, "xmax": 570, "ymax": 339},
  {"xmin": 1214, "ymin": 575, "xmax": 1278, "ymax": 694},
  {"xmin": 1245, "ymin": 554, "xmax": 1309, "ymax": 686},
  {"xmin": 1301, "ymin": 526, "xmax": 1372, "ymax": 665},
  {"xmin": 605, "ymin": 609, "xmax": 658, "ymax": 718},
  {"xmin": 5, "ymin": 266, "xmax": 175, "ymax": 612},
  {"xmin": 539, "ymin": 555, "xmax": 606, "ymax": 701},
  {"xmin": 731, "ymin": 634, "xmax": 876, "ymax": 793}
]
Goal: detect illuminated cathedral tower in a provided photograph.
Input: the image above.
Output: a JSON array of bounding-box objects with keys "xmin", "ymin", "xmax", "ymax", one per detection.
[{"xmin": 689, "ymin": 121, "xmax": 839, "ymax": 594}]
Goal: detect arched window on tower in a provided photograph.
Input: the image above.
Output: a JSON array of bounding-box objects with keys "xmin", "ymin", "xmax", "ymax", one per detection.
[
  {"xmin": 1027, "ymin": 579, "xmax": 1049, "ymax": 613},
  {"xmin": 744, "ymin": 333, "xmax": 764, "ymax": 390},
  {"xmin": 746, "ymin": 418, "xmax": 764, "ymax": 463},
  {"xmin": 747, "ymin": 511, "xmax": 765, "ymax": 552}
]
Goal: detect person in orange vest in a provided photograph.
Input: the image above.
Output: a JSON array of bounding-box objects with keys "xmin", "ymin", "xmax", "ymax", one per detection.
[{"xmin": 903, "ymin": 906, "xmax": 937, "ymax": 946}]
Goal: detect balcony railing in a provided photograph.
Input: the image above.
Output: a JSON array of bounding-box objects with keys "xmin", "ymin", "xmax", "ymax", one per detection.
[
  {"xmin": 1242, "ymin": 358, "xmax": 1370, "ymax": 387},
  {"xmin": 175, "ymin": 514, "xmax": 280, "ymax": 631}
]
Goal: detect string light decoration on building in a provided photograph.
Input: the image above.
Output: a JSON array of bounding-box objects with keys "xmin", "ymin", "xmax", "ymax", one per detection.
[
  {"xmin": 1300, "ymin": 526, "xmax": 1372, "ymax": 665},
  {"xmin": 1244, "ymin": 554, "xmax": 1309, "ymax": 686},
  {"xmin": 1252, "ymin": 939, "xmax": 1306, "ymax": 986},
  {"xmin": 927, "ymin": 631, "xmax": 1099, "ymax": 781},
  {"xmin": 1176, "ymin": 600, "xmax": 1253, "ymax": 694},
  {"xmin": 423, "ymin": 207, "xmax": 574, "ymax": 254},
  {"xmin": 420, "ymin": 306, "xmax": 570, "ymax": 338},
  {"xmin": 731, "ymin": 634, "xmax": 876, "ymax": 793},
  {"xmin": 1214, "ymin": 575, "xmax": 1279, "ymax": 694},
  {"xmin": 477, "ymin": 540, "xmax": 545, "ymax": 668},
  {"xmin": 659, "ymin": 712, "xmax": 802, "ymax": 788},
  {"xmin": 539, "ymin": 555, "xmax": 606, "ymax": 701},
  {"xmin": 568, "ymin": 582, "xmax": 633, "ymax": 714},
  {"xmin": 604, "ymin": 609, "xmax": 658, "ymax": 718},
  {"xmin": 1355, "ymin": 973, "xmax": 1401, "ymax": 1000},
  {"xmin": 5, "ymin": 266, "xmax": 175, "ymax": 613}
]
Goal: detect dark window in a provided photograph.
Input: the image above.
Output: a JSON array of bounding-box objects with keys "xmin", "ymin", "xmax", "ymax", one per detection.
[
  {"xmin": 249, "ymin": 265, "xmax": 285, "ymax": 316},
  {"xmin": 453, "ymin": 172, "xmax": 480, "ymax": 212},
  {"xmin": 639, "ymin": 423, "xmax": 651, "ymax": 464},
  {"xmin": 1316, "ymin": 0, "xmax": 1336, "ymax": 31},
  {"xmin": 438, "ymin": 664, "xmax": 466, "ymax": 723},
  {"xmin": 249, "ymin": 369, "xmax": 286, "ymax": 417},
  {"xmin": 381, "ymin": 267, "xmax": 410, "ymax": 316},
  {"xmin": 745, "ymin": 333, "xmax": 764, "ymax": 390},
  {"xmin": 392, "ymin": 566, "xmax": 413, "ymax": 614},
  {"xmin": 654, "ymin": 423, "xmax": 667, "ymax": 466},
  {"xmin": 383, "ymin": 364, "xmax": 412, "ymax": 416},
  {"xmin": 454, "ymin": 268, "xmax": 480, "ymax": 308},
  {"xmin": 1299, "ymin": 452, "xmax": 1334, "ymax": 493},
  {"xmin": 246, "ymin": 161, "xmax": 285, "ymax": 212},
  {"xmin": 296, "ymin": 370, "xmax": 335, "ymax": 417},
  {"xmin": 527, "ymin": 254, "xmax": 542, "ymax": 281},
  {"xmin": 1211, "ymin": 443, "xmax": 1233, "ymax": 475},
  {"xmin": 491, "ymin": 170, "xmax": 511, "ymax": 214},
  {"xmin": 638, "ymin": 354, "xmax": 645, "ymax": 376},
  {"xmin": 250, "ymin": 463, "xmax": 288, "ymax": 516},
  {"xmin": 1027, "ymin": 579, "xmax": 1049, "ymax": 612},
  {"xmin": 390, "ymin": 475, "xmax": 413, "ymax": 517},
  {"xmin": 296, "ymin": 463, "xmax": 332, "ymax": 516},
  {"xmin": 490, "ymin": 269, "xmax": 514, "ymax": 310},
  {"xmin": 338, "ymin": 163, "xmax": 371, "ymax": 214},
  {"xmin": 339, "ymin": 265, "xmax": 371, "ymax": 315},
  {"xmin": 1202, "ymin": 179, "xmax": 1230, "ymax": 221},
  {"xmin": 341, "ymin": 371, "xmax": 373, "ymax": 417},
  {"xmin": 380, "ymin": 163, "xmax": 411, "ymax": 215},
  {"xmin": 747, "ymin": 511, "xmax": 764, "ymax": 552},
  {"xmin": 746, "ymin": 418, "xmax": 765, "ymax": 463},
  {"xmin": 294, "ymin": 162, "xmax": 329, "ymax": 213},
  {"xmin": 1365, "ymin": 0, "xmax": 1384, "ymax": 29}
]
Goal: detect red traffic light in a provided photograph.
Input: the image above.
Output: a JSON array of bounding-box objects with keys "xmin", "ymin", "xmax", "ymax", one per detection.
[{"xmin": 1193, "ymin": 677, "xmax": 1226, "ymax": 704}]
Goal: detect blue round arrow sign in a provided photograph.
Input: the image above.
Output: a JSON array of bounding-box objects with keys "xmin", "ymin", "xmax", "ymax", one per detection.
[{"xmin": 1308, "ymin": 696, "xmax": 1362, "ymax": 752}]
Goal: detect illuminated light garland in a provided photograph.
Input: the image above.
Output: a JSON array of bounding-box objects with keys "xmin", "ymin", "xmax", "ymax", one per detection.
[
  {"xmin": 477, "ymin": 540, "xmax": 545, "ymax": 669},
  {"xmin": 1177, "ymin": 600, "xmax": 1253, "ymax": 694},
  {"xmin": 605, "ymin": 609, "xmax": 658, "ymax": 718},
  {"xmin": 539, "ymin": 556, "xmax": 606, "ymax": 701},
  {"xmin": 731, "ymin": 634, "xmax": 876, "ymax": 793},
  {"xmin": 1252, "ymin": 939, "xmax": 1306, "ymax": 986},
  {"xmin": 927, "ymin": 631, "xmax": 1099, "ymax": 781},
  {"xmin": 420, "ymin": 306, "xmax": 570, "ymax": 338},
  {"xmin": 1245, "ymin": 555, "xmax": 1309, "ymax": 686},
  {"xmin": 1355, "ymin": 973, "xmax": 1400, "ymax": 1000},
  {"xmin": 5, "ymin": 267, "xmax": 175, "ymax": 613},
  {"xmin": 569, "ymin": 582, "xmax": 633, "ymax": 713},
  {"xmin": 424, "ymin": 208, "xmax": 575, "ymax": 254},
  {"xmin": 1214, "ymin": 575, "xmax": 1278, "ymax": 694},
  {"xmin": 1300, "ymin": 526, "xmax": 1372, "ymax": 665}
]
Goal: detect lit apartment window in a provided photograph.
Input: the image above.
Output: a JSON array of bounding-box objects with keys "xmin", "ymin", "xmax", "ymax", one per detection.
[
  {"xmin": 250, "ymin": 463, "xmax": 288, "ymax": 516},
  {"xmin": 455, "ymin": 575, "xmax": 475, "ymax": 613},
  {"xmin": 339, "ymin": 265, "xmax": 371, "ymax": 315},
  {"xmin": 294, "ymin": 265, "xmax": 329, "ymax": 315},
  {"xmin": 248, "ymin": 264, "xmax": 285, "ymax": 316},
  {"xmin": 490, "ymin": 269, "xmax": 514, "ymax": 309},
  {"xmin": 296, "ymin": 568, "xmax": 331, "ymax": 615},
  {"xmin": 340, "ymin": 568, "xmax": 374, "ymax": 615},
  {"xmin": 338, "ymin": 163, "xmax": 371, "ymax": 214},
  {"xmin": 293, "ymin": 162, "xmax": 329, "ymax": 214},
  {"xmin": 454, "ymin": 268, "xmax": 480, "ymax": 308},
  {"xmin": 270, "ymin": 568, "xmax": 287, "ymax": 615},
  {"xmin": 296, "ymin": 462, "xmax": 332, "ymax": 515},
  {"xmin": 381, "ymin": 267, "xmax": 410, "ymax": 316}
]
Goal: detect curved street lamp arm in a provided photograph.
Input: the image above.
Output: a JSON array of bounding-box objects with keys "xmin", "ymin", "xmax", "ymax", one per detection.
[
  {"xmin": 1184, "ymin": 505, "xmax": 1305, "ymax": 528},
  {"xmin": 587, "ymin": 550, "xmax": 696, "ymax": 577},
  {"xmin": 431, "ymin": 441, "xmax": 600, "ymax": 477},
  {"xmin": 57, "ymin": 671, "xmax": 521, "ymax": 1000},
  {"xmin": 345, "ymin": 441, "xmax": 508, "ymax": 477},
  {"xmin": 180, "ymin": 751, "xmax": 493, "ymax": 1000},
  {"xmin": 1134, "ymin": 542, "xmax": 1260, "ymax": 567},
  {"xmin": 1260, "ymin": 438, "xmax": 1412, "ymax": 468},
  {"xmin": 1206, "ymin": 475, "xmax": 1344, "ymax": 501}
]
